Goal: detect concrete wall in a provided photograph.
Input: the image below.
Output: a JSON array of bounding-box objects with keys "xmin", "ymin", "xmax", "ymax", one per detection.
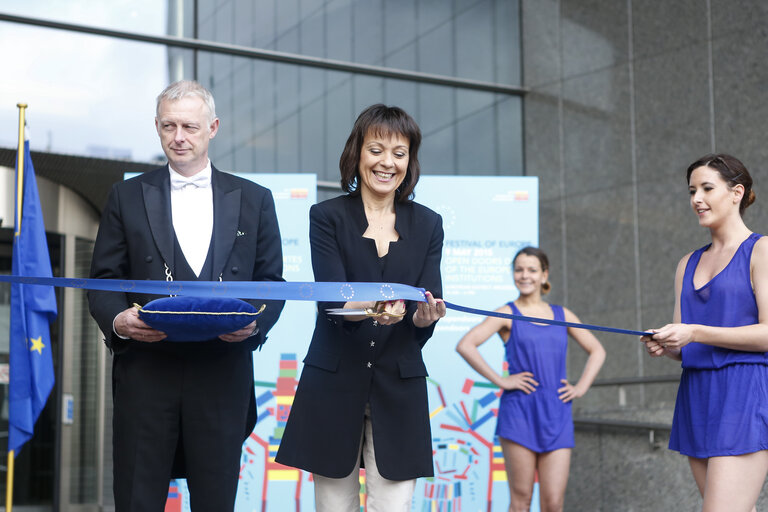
[{"xmin": 521, "ymin": 0, "xmax": 768, "ymax": 509}]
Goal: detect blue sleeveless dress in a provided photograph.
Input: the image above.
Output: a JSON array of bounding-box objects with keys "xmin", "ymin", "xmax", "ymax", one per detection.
[
  {"xmin": 495, "ymin": 302, "xmax": 574, "ymax": 452},
  {"xmin": 669, "ymin": 233, "xmax": 768, "ymax": 457}
]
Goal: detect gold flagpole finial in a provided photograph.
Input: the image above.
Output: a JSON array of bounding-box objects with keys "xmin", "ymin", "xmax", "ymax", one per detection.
[{"xmin": 15, "ymin": 104, "xmax": 27, "ymax": 237}]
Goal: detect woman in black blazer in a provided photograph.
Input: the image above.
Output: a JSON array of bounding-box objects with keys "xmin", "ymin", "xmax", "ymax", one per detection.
[{"xmin": 276, "ymin": 104, "xmax": 446, "ymax": 511}]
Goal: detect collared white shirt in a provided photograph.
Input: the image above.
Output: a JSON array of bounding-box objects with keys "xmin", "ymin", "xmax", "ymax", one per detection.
[{"xmin": 169, "ymin": 161, "xmax": 213, "ymax": 276}]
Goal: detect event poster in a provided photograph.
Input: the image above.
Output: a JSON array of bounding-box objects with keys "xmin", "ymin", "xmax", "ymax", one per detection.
[
  {"xmin": 157, "ymin": 174, "xmax": 539, "ymax": 512},
  {"xmin": 229, "ymin": 173, "xmax": 318, "ymax": 511},
  {"xmin": 415, "ymin": 176, "xmax": 539, "ymax": 512}
]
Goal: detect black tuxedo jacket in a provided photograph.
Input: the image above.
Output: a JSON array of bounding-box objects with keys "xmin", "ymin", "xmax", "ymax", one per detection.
[
  {"xmin": 88, "ymin": 165, "xmax": 285, "ymax": 481},
  {"xmin": 276, "ymin": 194, "xmax": 443, "ymax": 480},
  {"xmin": 88, "ymin": 165, "xmax": 284, "ymax": 352}
]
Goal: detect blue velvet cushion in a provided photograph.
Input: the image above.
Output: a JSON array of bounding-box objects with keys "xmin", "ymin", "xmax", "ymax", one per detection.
[{"xmin": 137, "ymin": 296, "xmax": 263, "ymax": 342}]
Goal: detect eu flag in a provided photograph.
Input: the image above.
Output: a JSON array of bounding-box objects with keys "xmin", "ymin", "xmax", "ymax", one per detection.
[{"xmin": 8, "ymin": 139, "xmax": 57, "ymax": 456}]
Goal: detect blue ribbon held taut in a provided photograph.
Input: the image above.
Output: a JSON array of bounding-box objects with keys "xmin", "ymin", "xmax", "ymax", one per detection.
[
  {"xmin": 0, "ymin": 275, "xmax": 652, "ymax": 337},
  {"xmin": 443, "ymin": 301, "xmax": 651, "ymax": 337},
  {"xmin": 0, "ymin": 275, "xmax": 426, "ymax": 302}
]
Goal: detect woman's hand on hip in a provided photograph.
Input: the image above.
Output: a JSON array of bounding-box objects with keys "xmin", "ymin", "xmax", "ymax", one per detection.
[
  {"xmin": 499, "ymin": 372, "xmax": 538, "ymax": 394},
  {"xmin": 558, "ymin": 379, "xmax": 584, "ymax": 403}
]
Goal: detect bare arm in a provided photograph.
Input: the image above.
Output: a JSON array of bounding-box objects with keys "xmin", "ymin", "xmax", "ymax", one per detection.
[
  {"xmin": 558, "ymin": 308, "xmax": 606, "ymax": 402},
  {"xmin": 642, "ymin": 254, "xmax": 688, "ymax": 361},
  {"xmin": 456, "ymin": 307, "xmax": 538, "ymax": 394}
]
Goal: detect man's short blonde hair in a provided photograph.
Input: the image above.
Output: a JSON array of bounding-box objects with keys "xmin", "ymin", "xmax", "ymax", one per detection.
[{"xmin": 156, "ymin": 80, "xmax": 217, "ymax": 123}]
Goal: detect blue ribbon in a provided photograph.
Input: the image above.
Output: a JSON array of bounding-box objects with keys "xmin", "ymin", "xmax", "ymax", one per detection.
[
  {"xmin": 0, "ymin": 275, "xmax": 426, "ymax": 302},
  {"xmin": 443, "ymin": 301, "xmax": 651, "ymax": 337},
  {"xmin": 0, "ymin": 275, "xmax": 651, "ymax": 336}
]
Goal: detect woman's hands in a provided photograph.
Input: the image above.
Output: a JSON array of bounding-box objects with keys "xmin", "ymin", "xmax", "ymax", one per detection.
[
  {"xmin": 413, "ymin": 291, "xmax": 447, "ymax": 328},
  {"xmin": 640, "ymin": 323, "xmax": 692, "ymax": 358},
  {"xmin": 374, "ymin": 299, "xmax": 407, "ymax": 325},
  {"xmin": 558, "ymin": 379, "xmax": 585, "ymax": 403},
  {"xmin": 342, "ymin": 291, "xmax": 446, "ymax": 327},
  {"xmin": 498, "ymin": 371, "xmax": 539, "ymax": 394},
  {"xmin": 498, "ymin": 374, "xmax": 585, "ymax": 402}
]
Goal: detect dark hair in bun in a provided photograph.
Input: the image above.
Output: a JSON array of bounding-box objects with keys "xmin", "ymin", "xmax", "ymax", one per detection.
[{"xmin": 686, "ymin": 153, "xmax": 755, "ymax": 215}]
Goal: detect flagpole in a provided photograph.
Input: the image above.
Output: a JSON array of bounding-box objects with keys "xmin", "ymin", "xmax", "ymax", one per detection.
[
  {"xmin": 15, "ymin": 103, "xmax": 27, "ymax": 237},
  {"xmin": 5, "ymin": 451, "xmax": 13, "ymax": 512},
  {"xmin": 7, "ymin": 102, "xmax": 26, "ymax": 512}
]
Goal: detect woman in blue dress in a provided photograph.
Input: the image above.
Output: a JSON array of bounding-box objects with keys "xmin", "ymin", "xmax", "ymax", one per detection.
[
  {"xmin": 642, "ymin": 154, "xmax": 768, "ymax": 511},
  {"xmin": 457, "ymin": 246, "xmax": 605, "ymax": 512}
]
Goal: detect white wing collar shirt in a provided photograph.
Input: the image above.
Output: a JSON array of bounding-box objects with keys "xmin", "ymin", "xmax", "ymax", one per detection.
[{"xmin": 169, "ymin": 162, "xmax": 214, "ymax": 276}]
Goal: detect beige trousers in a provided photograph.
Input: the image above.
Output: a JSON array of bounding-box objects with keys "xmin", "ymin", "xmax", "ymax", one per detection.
[{"xmin": 313, "ymin": 404, "xmax": 417, "ymax": 512}]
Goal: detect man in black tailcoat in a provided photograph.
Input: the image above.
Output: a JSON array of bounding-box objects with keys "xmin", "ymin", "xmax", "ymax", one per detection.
[{"xmin": 88, "ymin": 80, "xmax": 284, "ymax": 511}]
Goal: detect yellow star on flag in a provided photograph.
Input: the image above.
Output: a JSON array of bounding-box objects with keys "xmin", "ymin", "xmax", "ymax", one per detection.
[{"xmin": 29, "ymin": 336, "xmax": 45, "ymax": 355}]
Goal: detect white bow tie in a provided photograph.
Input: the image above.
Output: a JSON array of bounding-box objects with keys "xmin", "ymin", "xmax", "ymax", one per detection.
[{"xmin": 170, "ymin": 172, "xmax": 210, "ymax": 190}]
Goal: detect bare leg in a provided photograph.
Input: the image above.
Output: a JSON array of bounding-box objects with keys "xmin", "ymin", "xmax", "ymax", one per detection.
[
  {"xmin": 536, "ymin": 448, "xmax": 571, "ymax": 512},
  {"xmin": 500, "ymin": 438, "xmax": 537, "ymax": 512},
  {"xmin": 701, "ymin": 451, "xmax": 768, "ymax": 512},
  {"xmin": 688, "ymin": 456, "xmax": 707, "ymax": 497}
]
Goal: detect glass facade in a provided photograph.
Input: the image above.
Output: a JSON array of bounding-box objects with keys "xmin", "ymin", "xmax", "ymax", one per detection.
[
  {"xmin": 0, "ymin": 21, "xmax": 169, "ymax": 161},
  {"xmin": 197, "ymin": 0, "xmax": 520, "ymax": 85},
  {"xmin": 199, "ymin": 0, "xmax": 523, "ymax": 188},
  {"xmin": 205, "ymin": 56, "xmax": 522, "ymax": 183},
  {"xmin": 0, "ymin": 0, "xmax": 169, "ymax": 36}
]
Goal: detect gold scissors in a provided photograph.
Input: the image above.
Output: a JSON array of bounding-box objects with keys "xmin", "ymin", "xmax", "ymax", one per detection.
[{"xmin": 325, "ymin": 306, "xmax": 405, "ymax": 319}]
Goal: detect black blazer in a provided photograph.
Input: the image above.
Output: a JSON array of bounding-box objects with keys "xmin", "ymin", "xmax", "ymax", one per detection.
[
  {"xmin": 276, "ymin": 194, "xmax": 443, "ymax": 480},
  {"xmin": 88, "ymin": 165, "xmax": 285, "ymax": 352}
]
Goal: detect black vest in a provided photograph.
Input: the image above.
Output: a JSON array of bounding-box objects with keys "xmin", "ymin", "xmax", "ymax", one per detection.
[{"xmin": 143, "ymin": 233, "xmax": 227, "ymax": 352}]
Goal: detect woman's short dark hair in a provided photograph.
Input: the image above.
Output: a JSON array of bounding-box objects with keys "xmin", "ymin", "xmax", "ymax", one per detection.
[
  {"xmin": 339, "ymin": 104, "xmax": 422, "ymax": 202},
  {"xmin": 686, "ymin": 153, "xmax": 756, "ymax": 214},
  {"xmin": 512, "ymin": 246, "xmax": 551, "ymax": 294}
]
